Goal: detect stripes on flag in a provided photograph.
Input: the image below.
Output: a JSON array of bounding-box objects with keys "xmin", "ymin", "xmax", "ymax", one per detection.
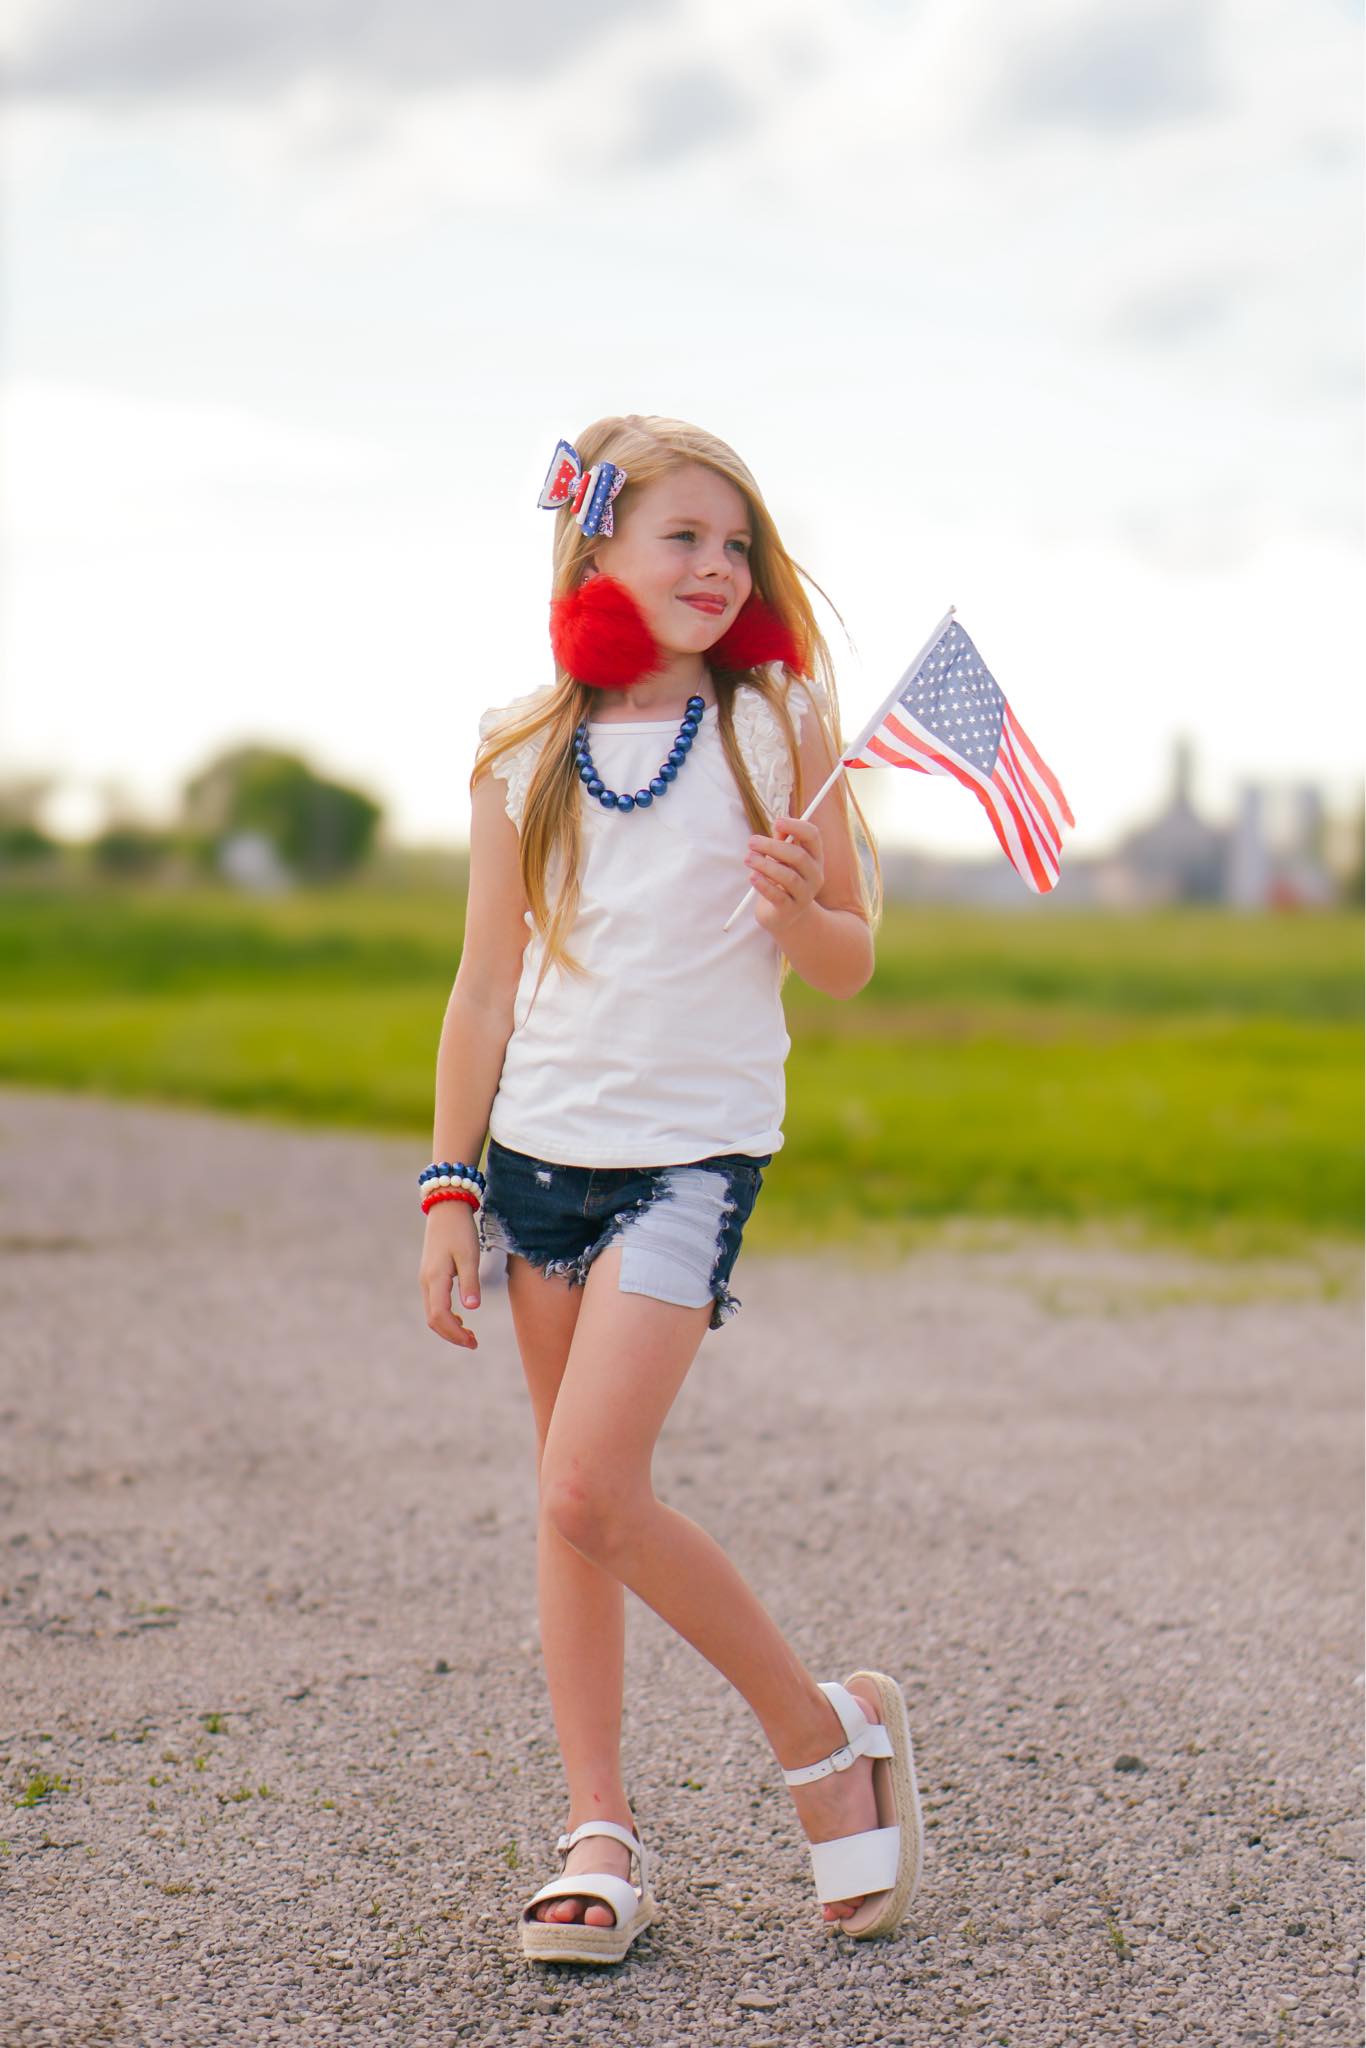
[{"xmin": 842, "ymin": 619, "xmax": 1074, "ymax": 894}]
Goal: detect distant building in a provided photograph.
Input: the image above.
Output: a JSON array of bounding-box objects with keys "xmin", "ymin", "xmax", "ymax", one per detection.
[
  {"xmin": 876, "ymin": 736, "xmax": 1345, "ymax": 909},
  {"xmin": 1110, "ymin": 737, "xmax": 1227, "ymax": 903},
  {"xmin": 1226, "ymin": 784, "xmax": 1338, "ymax": 909}
]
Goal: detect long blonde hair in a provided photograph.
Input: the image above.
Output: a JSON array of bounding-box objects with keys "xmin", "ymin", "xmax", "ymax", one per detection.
[{"xmin": 471, "ymin": 413, "xmax": 883, "ymax": 992}]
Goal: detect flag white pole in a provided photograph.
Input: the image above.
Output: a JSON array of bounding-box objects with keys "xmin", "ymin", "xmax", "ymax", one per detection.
[{"xmin": 721, "ymin": 604, "xmax": 958, "ymax": 932}]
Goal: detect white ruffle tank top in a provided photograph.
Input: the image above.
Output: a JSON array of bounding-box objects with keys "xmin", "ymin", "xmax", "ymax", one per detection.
[{"xmin": 476, "ymin": 675, "xmax": 827, "ymax": 1167}]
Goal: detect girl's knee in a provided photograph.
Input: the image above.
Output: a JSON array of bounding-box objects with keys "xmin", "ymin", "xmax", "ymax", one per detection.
[{"xmin": 539, "ymin": 1464, "xmax": 653, "ymax": 1561}]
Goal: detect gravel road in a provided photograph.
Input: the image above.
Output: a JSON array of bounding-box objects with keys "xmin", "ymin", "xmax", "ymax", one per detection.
[{"xmin": 0, "ymin": 1086, "xmax": 1361, "ymax": 2048}]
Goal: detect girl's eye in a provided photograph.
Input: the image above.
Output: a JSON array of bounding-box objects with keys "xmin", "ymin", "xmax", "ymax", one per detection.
[{"xmin": 669, "ymin": 530, "xmax": 750, "ymax": 557}]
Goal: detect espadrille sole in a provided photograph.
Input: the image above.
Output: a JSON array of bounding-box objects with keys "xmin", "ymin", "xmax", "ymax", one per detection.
[{"xmin": 828, "ymin": 1668, "xmax": 924, "ymax": 1940}]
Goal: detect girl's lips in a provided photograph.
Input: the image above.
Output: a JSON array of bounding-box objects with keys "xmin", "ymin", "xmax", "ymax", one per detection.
[{"xmin": 681, "ymin": 596, "xmax": 727, "ymax": 614}]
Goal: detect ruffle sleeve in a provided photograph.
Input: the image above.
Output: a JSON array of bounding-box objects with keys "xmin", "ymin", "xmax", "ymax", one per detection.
[
  {"xmin": 731, "ymin": 673, "xmax": 834, "ymax": 818},
  {"xmin": 477, "ymin": 688, "xmax": 554, "ymax": 834}
]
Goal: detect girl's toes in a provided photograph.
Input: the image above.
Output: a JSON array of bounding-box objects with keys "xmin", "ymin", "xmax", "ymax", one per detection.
[{"xmin": 535, "ymin": 1895, "xmax": 617, "ymax": 1926}]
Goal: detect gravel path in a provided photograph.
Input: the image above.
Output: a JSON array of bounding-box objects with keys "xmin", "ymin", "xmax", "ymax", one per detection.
[{"xmin": 0, "ymin": 1086, "xmax": 1361, "ymax": 2048}]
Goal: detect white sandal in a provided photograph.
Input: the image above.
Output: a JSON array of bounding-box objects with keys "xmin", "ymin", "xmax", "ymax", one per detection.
[
  {"xmin": 518, "ymin": 1819, "xmax": 658, "ymax": 1965},
  {"xmin": 781, "ymin": 1670, "xmax": 924, "ymax": 1939}
]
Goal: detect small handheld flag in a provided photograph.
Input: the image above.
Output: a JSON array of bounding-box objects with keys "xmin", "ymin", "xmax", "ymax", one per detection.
[
  {"xmin": 722, "ymin": 606, "xmax": 1074, "ymax": 930},
  {"xmin": 842, "ymin": 612, "xmax": 1074, "ymax": 894}
]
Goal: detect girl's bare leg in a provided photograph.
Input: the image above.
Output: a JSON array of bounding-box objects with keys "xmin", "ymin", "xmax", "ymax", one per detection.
[
  {"xmin": 504, "ymin": 1254, "xmax": 638, "ymax": 1929},
  {"xmin": 537, "ymin": 1244, "xmax": 884, "ymax": 1924}
]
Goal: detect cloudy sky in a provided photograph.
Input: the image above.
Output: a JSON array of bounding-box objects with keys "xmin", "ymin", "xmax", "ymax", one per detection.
[{"xmin": 1, "ymin": 0, "xmax": 1361, "ymax": 858}]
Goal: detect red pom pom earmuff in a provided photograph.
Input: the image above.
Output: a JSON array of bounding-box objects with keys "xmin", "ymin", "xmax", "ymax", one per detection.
[
  {"xmin": 549, "ymin": 573, "xmax": 806, "ymax": 689},
  {"xmin": 549, "ymin": 574, "xmax": 664, "ymax": 691},
  {"xmin": 705, "ymin": 592, "xmax": 806, "ymax": 676}
]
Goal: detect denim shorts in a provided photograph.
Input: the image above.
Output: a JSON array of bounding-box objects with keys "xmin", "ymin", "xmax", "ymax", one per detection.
[{"xmin": 476, "ymin": 1137, "xmax": 772, "ymax": 1332}]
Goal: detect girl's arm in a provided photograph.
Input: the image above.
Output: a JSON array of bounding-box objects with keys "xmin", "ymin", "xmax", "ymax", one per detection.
[
  {"xmin": 433, "ymin": 769, "xmax": 531, "ymax": 1162},
  {"xmin": 421, "ymin": 770, "xmax": 531, "ymax": 1350},
  {"xmin": 745, "ymin": 705, "xmax": 876, "ymax": 1000}
]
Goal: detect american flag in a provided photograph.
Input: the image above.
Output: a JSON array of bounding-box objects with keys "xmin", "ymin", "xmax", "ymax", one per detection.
[{"xmin": 842, "ymin": 615, "xmax": 1074, "ymax": 894}]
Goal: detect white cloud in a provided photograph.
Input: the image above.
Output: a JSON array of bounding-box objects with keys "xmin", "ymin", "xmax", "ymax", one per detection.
[
  {"xmin": 0, "ymin": 379, "xmax": 395, "ymax": 541},
  {"xmin": 3, "ymin": 0, "xmax": 663, "ymax": 99}
]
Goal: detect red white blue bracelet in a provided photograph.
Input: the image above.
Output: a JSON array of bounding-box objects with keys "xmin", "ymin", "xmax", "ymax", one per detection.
[{"xmin": 419, "ymin": 1160, "xmax": 486, "ymax": 1216}]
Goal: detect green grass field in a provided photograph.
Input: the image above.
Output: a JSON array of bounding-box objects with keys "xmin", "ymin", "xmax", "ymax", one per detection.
[{"xmin": 0, "ymin": 883, "xmax": 1359, "ymax": 1265}]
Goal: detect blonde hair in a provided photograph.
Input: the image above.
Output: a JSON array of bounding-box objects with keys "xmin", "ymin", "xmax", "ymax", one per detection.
[{"xmin": 471, "ymin": 413, "xmax": 883, "ymax": 996}]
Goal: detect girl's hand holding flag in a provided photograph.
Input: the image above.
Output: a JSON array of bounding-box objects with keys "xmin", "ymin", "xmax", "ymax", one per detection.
[
  {"xmin": 725, "ymin": 607, "xmax": 1075, "ymax": 930},
  {"xmin": 743, "ymin": 814, "xmax": 826, "ymax": 935}
]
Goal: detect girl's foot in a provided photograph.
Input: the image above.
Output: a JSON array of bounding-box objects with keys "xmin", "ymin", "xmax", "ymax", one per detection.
[
  {"xmin": 784, "ymin": 1680, "xmax": 883, "ymax": 1923},
  {"xmin": 531, "ymin": 1815, "xmax": 637, "ymax": 1927}
]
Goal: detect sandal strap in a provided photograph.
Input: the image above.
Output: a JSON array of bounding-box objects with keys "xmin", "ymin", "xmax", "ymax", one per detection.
[
  {"xmin": 522, "ymin": 1871, "xmax": 643, "ymax": 1925},
  {"xmin": 807, "ymin": 1823, "xmax": 901, "ymax": 1905},
  {"xmin": 555, "ymin": 1818, "xmax": 651, "ymax": 1892},
  {"xmin": 781, "ymin": 1681, "xmax": 894, "ymax": 1787}
]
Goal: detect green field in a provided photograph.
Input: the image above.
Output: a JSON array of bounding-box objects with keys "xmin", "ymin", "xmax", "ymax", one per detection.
[{"xmin": 0, "ymin": 883, "xmax": 1360, "ymax": 1265}]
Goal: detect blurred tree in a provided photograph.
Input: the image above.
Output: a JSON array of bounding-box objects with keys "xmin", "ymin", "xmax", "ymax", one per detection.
[
  {"xmin": 181, "ymin": 746, "xmax": 383, "ymax": 881},
  {"xmin": 0, "ymin": 775, "xmax": 61, "ymax": 867},
  {"xmin": 0, "ymin": 821, "xmax": 60, "ymax": 864},
  {"xmin": 89, "ymin": 824, "xmax": 177, "ymax": 877}
]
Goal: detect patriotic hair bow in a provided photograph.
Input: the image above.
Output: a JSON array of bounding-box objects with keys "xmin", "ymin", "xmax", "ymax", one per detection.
[{"xmin": 537, "ymin": 439, "xmax": 627, "ymax": 538}]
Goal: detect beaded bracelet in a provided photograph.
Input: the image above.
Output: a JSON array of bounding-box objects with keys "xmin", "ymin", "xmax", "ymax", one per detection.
[
  {"xmin": 418, "ymin": 1160, "xmax": 487, "ymax": 1193},
  {"xmin": 418, "ymin": 1160, "xmax": 486, "ymax": 1215}
]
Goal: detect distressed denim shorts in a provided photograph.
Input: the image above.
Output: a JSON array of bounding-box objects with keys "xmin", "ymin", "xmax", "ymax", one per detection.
[{"xmin": 477, "ymin": 1137, "xmax": 772, "ymax": 1332}]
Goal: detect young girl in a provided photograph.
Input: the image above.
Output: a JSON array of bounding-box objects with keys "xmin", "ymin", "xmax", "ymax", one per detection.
[{"xmin": 418, "ymin": 414, "xmax": 924, "ymax": 1964}]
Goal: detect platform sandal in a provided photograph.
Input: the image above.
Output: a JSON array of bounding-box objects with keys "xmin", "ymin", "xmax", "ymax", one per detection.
[
  {"xmin": 781, "ymin": 1670, "xmax": 924, "ymax": 1939},
  {"xmin": 518, "ymin": 1818, "xmax": 658, "ymax": 1965}
]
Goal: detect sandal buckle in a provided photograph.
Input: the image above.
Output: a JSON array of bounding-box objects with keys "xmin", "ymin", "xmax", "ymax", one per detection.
[{"xmin": 828, "ymin": 1743, "xmax": 856, "ymax": 1773}]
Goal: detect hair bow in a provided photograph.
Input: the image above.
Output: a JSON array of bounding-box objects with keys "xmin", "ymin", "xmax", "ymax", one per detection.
[{"xmin": 537, "ymin": 439, "xmax": 627, "ymax": 539}]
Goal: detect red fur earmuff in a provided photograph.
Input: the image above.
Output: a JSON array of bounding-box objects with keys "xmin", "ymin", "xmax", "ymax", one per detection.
[
  {"xmin": 707, "ymin": 592, "xmax": 806, "ymax": 676},
  {"xmin": 549, "ymin": 574, "xmax": 664, "ymax": 691},
  {"xmin": 549, "ymin": 573, "xmax": 807, "ymax": 690}
]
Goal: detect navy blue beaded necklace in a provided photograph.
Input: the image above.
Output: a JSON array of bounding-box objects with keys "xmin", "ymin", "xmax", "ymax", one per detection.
[{"xmin": 573, "ymin": 694, "xmax": 707, "ymax": 813}]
